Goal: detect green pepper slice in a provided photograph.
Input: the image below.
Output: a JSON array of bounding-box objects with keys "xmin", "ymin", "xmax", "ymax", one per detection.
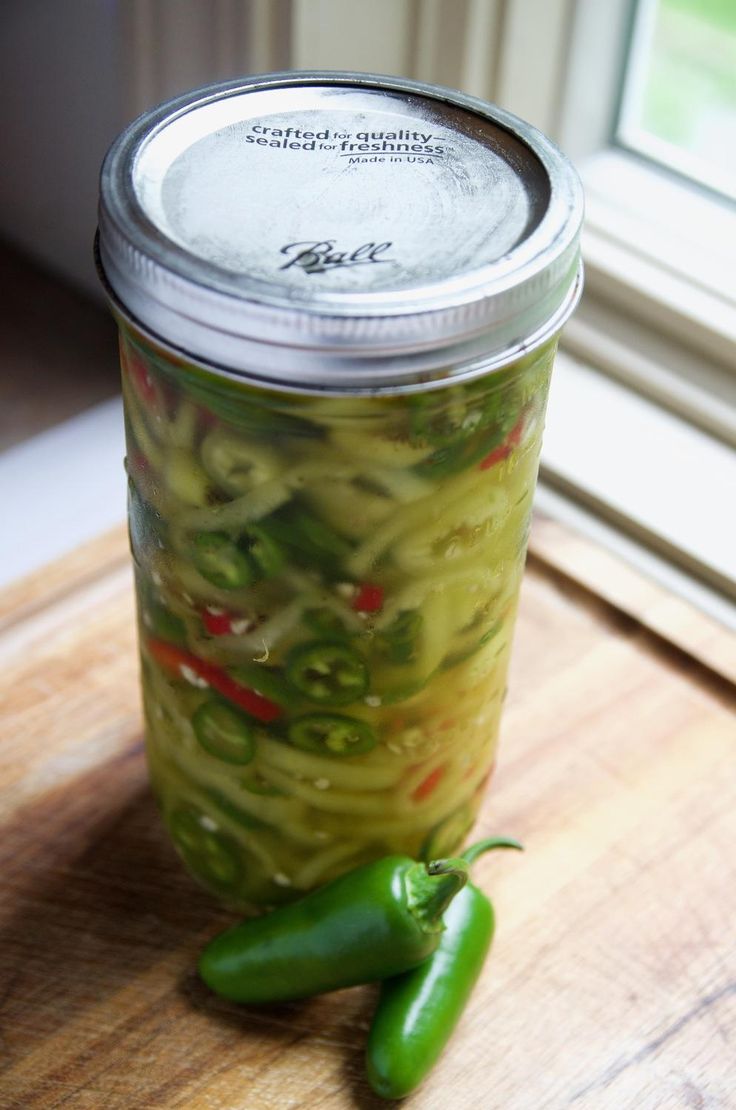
[
  {"xmin": 228, "ymin": 662, "xmax": 292, "ymax": 707},
  {"xmin": 261, "ymin": 504, "xmax": 352, "ymax": 573},
  {"xmin": 246, "ymin": 524, "xmax": 284, "ymax": 577},
  {"xmin": 191, "ymin": 526, "xmax": 285, "ymax": 590},
  {"xmin": 286, "ymin": 640, "xmax": 369, "ymax": 706},
  {"xmin": 288, "ymin": 713, "xmax": 377, "ymax": 756},
  {"xmin": 303, "ymin": 607, "xmax": 352, "ymax": 640},
  {"xmin": 377, "ymin": 610, "xmax": 422, "ymax": 664},
  {"xmin": 241, "ymin": 772, "xmax": 286, "ymax": 797},
  {"xmin": 144, "ymin": 600, "xmax": 188, "ymax": 646},
  {"xmin": 411, "ymin": 382, "xmax": 522, "ymax": 478},
  {"xmin": 169, "ymin": 804, "xmax": 241, "ymax": 890},
  {"xmin": 207, "ymin": 787, "xmax": 268, "ymax": 829},
  {"xmin": 193, "ymin": 700, "xmax": 256, "ymax": 764},
  {"xmin": 192, "ymin": 531, "xmax": 256, "ymax": 590}
]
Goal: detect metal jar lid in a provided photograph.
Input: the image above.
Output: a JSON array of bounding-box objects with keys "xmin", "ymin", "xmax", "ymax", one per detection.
[{"xmin": 97, "ymin": 71, "xmax": 584, "ymax": 391}]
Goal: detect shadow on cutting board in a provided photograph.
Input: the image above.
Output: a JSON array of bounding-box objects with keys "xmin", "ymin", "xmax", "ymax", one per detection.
[{"xmin": 0, "ymin": 739, "xmax": 386, "ymax": 1106}]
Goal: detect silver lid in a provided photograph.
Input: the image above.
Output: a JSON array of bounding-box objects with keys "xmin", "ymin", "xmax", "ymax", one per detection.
[{"xmin": 98, "ymin": 71, "xmax": 583, "ymax": 390}]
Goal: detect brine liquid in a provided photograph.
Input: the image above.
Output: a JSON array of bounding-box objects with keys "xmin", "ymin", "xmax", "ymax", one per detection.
[{"xmin": 121, "ymin": 325, "xmax": 555, "ymax": 909}]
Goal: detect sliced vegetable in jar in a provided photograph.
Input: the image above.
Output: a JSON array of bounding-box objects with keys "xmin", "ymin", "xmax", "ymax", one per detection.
[
  {"xmin": 125, "ymin": 323, "xmax": 554, "ymax": 910},
  {"xmin": 288, "ymin": 713, "xmax": 377, "ymax": 757},
  {"xmin": 303, "ymin": 607, "xmax": 352, "ymax": 640},
  {"xmin": 201, "ymin": 430, "xmax": 281, "ymax": 494},
  {"xmin": 193, "ymin": 700, "xmax": 256, "ymax": 765},
  {"xmin": 286, "ymin": 640, "xmax": 369, "ymax": 706},
  {"xmin": 169, "ymin": 804, "xmax": 242, "ymax": 892},
  {"xmin": 192, "ymin": 531, "xmax": 256, "ymax": 590},
  {"xmin": 376, "ymin": 610, "xmax": 422, "ymax": 664},
  {"xmin": 352, "ymin": 583, "xmax": 384, "ymax": 613},
  {"xmin": 228, "ymin": 662, "xmax": 293, "ymax": 707},
  {"xmin": 146, "ymin": 638, "xmax": 282, "ymax": 723}
]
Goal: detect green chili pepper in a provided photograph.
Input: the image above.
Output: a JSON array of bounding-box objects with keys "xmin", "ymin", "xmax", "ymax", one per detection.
[
  {"xmin": 376, "ymin": 610, "xmax": 422, "ymax": 664},
  {"xmin": 411, "ymin": 382, "xmax": 522, "ymax": 478},
  {"xmin": 228, "ymin": 662, "xmax": 292, "ymax": 707},
  {"xmin": 286, "ymin": 640, "xmax": 369, "ymax": 705},
  {"xmin": 179, "ymin": 366, "xmax": 321, "ymax": 440},
  {"xmin": 245, "ymin": 523, "xmax": 285, "ymax": 577},
  {"xmin": 303, "ymin": 607, "xmax": 351, "ymax": 639},
  {"xmin": 206, "ymin": 787, "xmax": 268, "ymax": 830},
  {"xmin": 262, "ymin": 504, "xmax": 352, "ymax": 572},
  {"xmin": 192, "ymin": 531, "xmax": 256, "ymax": 589},
  {"xmin": 365, "ymin": 837, "xmax": 522, "ymax": 1100},
  {"xmin": 288, "ymin": 713, "xmax": 376, "ymax": 756},
  {"xmin": 191, "ymin": 525, "xmax": 284, "ymax": 589},
  {"xmin": 193, "ymin": 700, "xmax": 255, "ymax": 765},
  {"xmin": 169, "ymin": 804, "xmax": 242, "ymax": 893},
  {"xmin": 240, "ymin": 772, "xmax": 285, "ymax": 797},
  {"xmin": 198, "ymin": 852, "xmax": 470, "ymax": 1004},
  {"xmin": 142, "ymin": 598, "xmax": 188, "ymax": 646}
]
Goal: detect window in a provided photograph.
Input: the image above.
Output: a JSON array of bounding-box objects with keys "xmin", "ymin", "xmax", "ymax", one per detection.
[
  {"xmin": 555, "ymin": 0, "xmax": 736, "ymax": 430},
  {"xmin": 618, "ymin": 0, "xmax": 736, "ymax": 203},
  {"xmin": 545, "ymin": 0, "xmax": 736, "ymax": 620}
]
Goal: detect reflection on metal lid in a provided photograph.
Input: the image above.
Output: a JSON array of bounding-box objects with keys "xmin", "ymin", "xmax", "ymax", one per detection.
[{"xmin": 98, "ymin": 71, "xmax": 584, "ymax": 389}]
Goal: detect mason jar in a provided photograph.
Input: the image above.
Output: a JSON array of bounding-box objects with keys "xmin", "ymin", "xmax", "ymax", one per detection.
[{"xmin": 97, "ymin": 72, "xmax": 583, "ymax": 910}]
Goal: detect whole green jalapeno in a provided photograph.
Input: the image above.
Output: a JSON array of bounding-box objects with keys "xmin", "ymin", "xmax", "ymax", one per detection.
[
  {"xmin": 198, "ymin": 852, "xmax": 470, "ymax": 1004},
  {"xmin": 365, "ymin": 837, "xmax": 522, "ymax": 1100}
]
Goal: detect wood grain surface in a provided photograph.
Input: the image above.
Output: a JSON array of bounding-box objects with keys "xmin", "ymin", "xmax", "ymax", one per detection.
[{"xmin": 0, "ymin": 524, "xmax": 734, "ymax": 1109}]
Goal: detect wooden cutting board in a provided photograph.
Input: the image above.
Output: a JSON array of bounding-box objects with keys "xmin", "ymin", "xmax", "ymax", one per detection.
[{"xmin": 1, "ymin": 521, "xmax": 734, "ymax": 1109}]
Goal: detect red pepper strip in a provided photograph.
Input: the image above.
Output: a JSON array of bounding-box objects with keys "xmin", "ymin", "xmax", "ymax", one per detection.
[
  {"xmin": 123, "ymin": 346, "xmax": 158, "ymax": 406},
  {"xmin": 412, "ymin": 764, "xmax": 447, "ymax": 803},
  {"xmin": 147, "ymin": 638, "xmax": 281, "ymax": 723},
  {"xmin": 352, "ymin": 584, "xmax": 384, "ymax": 613},
  {"xmin": 202, "ymin": 609, "xmax": 236, "ymax": 636},
  {"xmin": 479, "ymin": 414, "xmax": 525, "ymax": 470},
  {"xmin": 127, "ymin": 449, "xmax": 149, "ymax": 475}
]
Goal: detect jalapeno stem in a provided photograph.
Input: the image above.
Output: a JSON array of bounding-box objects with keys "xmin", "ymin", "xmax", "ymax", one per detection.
[
  {"xmin": 460, "ymin": 836, "xmax": 523, "ymax": 866},
  {"xmin": 406, "ymin": 858, "xmax": 469, "ymax": 931}
]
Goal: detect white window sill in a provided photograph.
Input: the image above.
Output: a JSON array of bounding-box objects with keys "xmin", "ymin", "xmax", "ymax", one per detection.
[
  {"xmin": 542, "ymin": 350, "xmax": 736, "ymax": 629},
  {"xmin": 0, "ymin": 398, "xmax": 126, "ymax": 588}
]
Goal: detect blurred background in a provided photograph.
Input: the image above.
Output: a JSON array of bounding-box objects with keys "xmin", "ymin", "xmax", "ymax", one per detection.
[{"xmin": 1, "ymin": 0, "xmax": 734, "ymax": 622}]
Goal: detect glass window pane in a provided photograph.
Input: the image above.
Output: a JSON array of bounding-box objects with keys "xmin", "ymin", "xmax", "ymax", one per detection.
[{"xmin": 617, "ymin": 0, "xmax": 736, "ymax": 201}]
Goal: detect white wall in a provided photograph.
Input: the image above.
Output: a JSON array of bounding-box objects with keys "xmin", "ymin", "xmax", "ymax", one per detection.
[{"xmin": 0, "ymin": 1, "xmax": 127, "ymax": 296}]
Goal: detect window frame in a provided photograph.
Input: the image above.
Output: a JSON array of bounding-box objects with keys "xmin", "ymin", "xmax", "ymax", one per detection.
[
  {"xmin": 552, "ymin": 0, "xmax": 736, "ymax": 421},
  {"xmin": 494, "ymin": 0, "xmax": 736, "ymax": 605}
]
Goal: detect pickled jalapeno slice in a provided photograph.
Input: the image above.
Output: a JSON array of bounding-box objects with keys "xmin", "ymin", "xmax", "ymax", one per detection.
[
  {"xmin": 377, "ymin": 610, "xmax": 422, "ymax": 664},
  {"xmin": 169, "ymin": 804, "xmax": 242, "ymax": 890},
  {"xmin": 286, "ymin": 641, "xmax": 369, "ymax": 705},
  {"xmin": 193, "ymin": 700, "xmax": 255, "ymax": 764},
  {"xmin": 228, "ymin": 663, "xmax": 292, "ymax": 707},
  {"xmin": 288, "ymin": 713, "xmax": 377, "ymax": 756},
  {"xmin": 192, "ymin": 525, "xmax": 285, "ymax": 589},
  {"xmin": 246, "ymin": 523, "xmax": 285, "ymax": 577},
  {"xmin": 192, "ymin": 531, "xmax": 255, "ymax": 589},
  {"xmin": 303, "ymin": 607, "xmax": 352, "ymax": 639},
  {"xmin": 263, "ymin": 505, "xmax": 353, "ymax": 571},
  {"xmin": 411, "ymin": 382, "xmax": 522, "ymax": 478}
]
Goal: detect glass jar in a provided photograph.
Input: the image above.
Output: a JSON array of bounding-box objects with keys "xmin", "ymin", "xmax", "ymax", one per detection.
[{"xmin": 97, "ymin": 72, "xmax": 583, "ymax": 909}]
